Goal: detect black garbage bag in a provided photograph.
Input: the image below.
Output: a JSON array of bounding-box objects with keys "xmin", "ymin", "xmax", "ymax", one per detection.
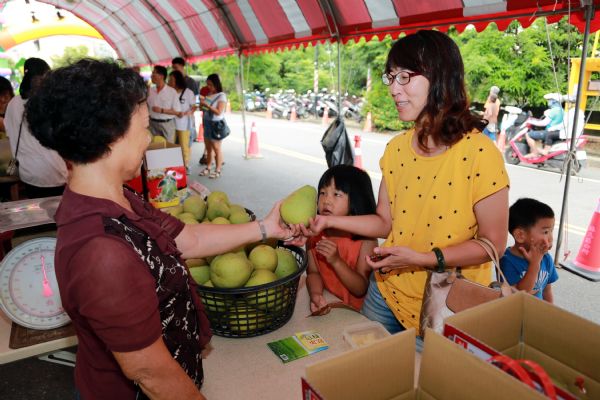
[{"xmin": 321, "ymin": 117, "xmax": 354, "ymax": 167}]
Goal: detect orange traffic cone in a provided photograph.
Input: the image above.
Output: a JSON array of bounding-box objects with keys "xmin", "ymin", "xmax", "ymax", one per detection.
[
  {"xmin": 322, "ymin": 106, "xmax": 329, "ymax": 125},
  {"xmin": 196, "ymin": 111, "xmax": 204, "ymax": 142},
  {"xmin": 290, "ymin": 105, "xmax": 297, "ymax": 122},
  {"xmin": 363, "ymin": 112, "xmax": 372, "ymax": 133},
  {"xmin": 226, "ymin": 101, "xmax": 231, "ymax": 114},
  {"xmin": 561, "ymin": 198, "xmax": 600, "ymax": 281},
  {"xmin": 266, "ymin": 103, "xmax": 273, "ymax": 119},
  {"xmin": 246, "ymin": 122, "xmax": 263, "ymax": 159},
  {"xmin": 354, "ymin": 134, "xmax": 364, "ymax": 170}
]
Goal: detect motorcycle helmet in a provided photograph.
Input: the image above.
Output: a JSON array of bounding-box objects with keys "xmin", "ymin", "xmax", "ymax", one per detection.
[{"xmin": 543, "ymin": 92, "xmax": 563, "ymax": 107}]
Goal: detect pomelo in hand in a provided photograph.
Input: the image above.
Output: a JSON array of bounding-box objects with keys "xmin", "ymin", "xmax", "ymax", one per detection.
[
  {"xmin": 280, "ymin": 185, "xmax": 317, "ymax": 226},
  {"xmin": 249, "ymin": 245, "xmax": 278, "ymax": 271},
  {"xmin": 274, "ymin": 248, "xmax": 298, "ymax": 279}
]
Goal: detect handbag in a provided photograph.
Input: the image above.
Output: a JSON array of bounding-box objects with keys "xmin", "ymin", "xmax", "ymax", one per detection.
[
  {"xmin": 6, "ymin": 115, "xmax": 25, "ymax": 176},
  {"xmin": 419, "ymin": 237, "xmax": 515, "ymax": 337},
  {"xmin": 210, "ymin": 119, "xmax": 230, "ymax": 140}
]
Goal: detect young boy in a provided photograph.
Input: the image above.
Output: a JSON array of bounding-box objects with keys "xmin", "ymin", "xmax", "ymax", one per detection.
[{"xmin": 501, "ymin": 198, "xmax": 559, "ymax": 302}]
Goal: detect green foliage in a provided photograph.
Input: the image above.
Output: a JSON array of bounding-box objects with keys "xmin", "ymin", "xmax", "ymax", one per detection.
[{"xmin": 50, "ymin": 46, "xmax": 91, "ymax": 68}]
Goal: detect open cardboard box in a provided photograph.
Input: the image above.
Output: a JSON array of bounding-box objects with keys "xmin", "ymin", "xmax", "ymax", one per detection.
[
  {"xmin": 144, "ymin": 142, "xmax": 187, "ymax": 208},
  {"xmin": 303, "ymin": 328, "xmax": 546, "ymax": 400},
  {"xmin": 444, "ymin": 291, "xmax": 599, "ymax": 399}
]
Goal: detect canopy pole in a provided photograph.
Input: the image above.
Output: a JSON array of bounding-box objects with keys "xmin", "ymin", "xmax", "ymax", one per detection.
[
  {"xmin": 238, "ymin": 52, "xmax": 248, "ymax": 158},
  {"xmin": 554, "ymin": 1, "xmax": 595, "ymax": 265},
  {"xmin": 321, "ymin": 0, "xmax": 343, "ymax": 120}
]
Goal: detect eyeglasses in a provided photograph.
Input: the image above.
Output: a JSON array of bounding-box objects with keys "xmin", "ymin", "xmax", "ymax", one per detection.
[{"xmin": 382, "ymin": 71, "xmax": 421, "ymax": 86}]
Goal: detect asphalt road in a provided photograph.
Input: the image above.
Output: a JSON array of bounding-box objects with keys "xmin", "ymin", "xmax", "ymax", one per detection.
[{"xmin": 191, "ymin": 112, "xmax": 600, "ymax": 326}]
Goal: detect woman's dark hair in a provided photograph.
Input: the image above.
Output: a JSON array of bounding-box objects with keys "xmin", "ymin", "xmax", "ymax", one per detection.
[
  {"xmin": 508, "ymin": 198, "xmax": 555, "ymax": 234},
  {"xmin": 20, "ymin": 57, "xmax": 50, "ymax": 100},
  {"xmin": 207, "ymin": 73, "xmax": 223, "ymax": 93},
  {"xmin": 385, "ymin": 30, "xmax": 485, "ymax": 151},
  {"xmin": 169, "ymin": 70, "xmax": 187, "ymax": 91},
  {"xmin": 318, "ymin": 165, "xmax": 376, "ymax": 216},
  {"xmin": 26, "ymin": 59, "xmax": 147, "ymax": 164},
  {"xmin": 0, "ymin": 76, "xmax": 14, "ymax": 98}
]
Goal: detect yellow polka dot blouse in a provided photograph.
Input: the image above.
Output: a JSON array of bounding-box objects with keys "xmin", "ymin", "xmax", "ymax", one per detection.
[{"xmin": 377, "ymin": 129, "xmax": 509, "ymax": 331}]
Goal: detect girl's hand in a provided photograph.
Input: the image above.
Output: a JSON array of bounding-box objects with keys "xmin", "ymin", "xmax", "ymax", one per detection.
[
  {"xmin": 366, "ymin": 246, "xmax": 420, "ymax": 273},
  {"xmin": 309, "ymin": 293, "xmax": 330, "ymax": 315},
  {"xmin": 299, "ymin": 215, "xmax": 329, "ymax": 237},
  {"xmin": 315, "ymin": 237, "xmax": 340, "ymax": 265}
]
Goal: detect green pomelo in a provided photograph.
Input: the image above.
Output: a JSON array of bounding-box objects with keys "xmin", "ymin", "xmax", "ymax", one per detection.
[
  {"xmin": 207, "ymin": 191, "xmax": 229, "ymax": 206},
  {"xmin": 229, "ymin": 210, "xmax": 251, "ymax": 224},
  {"xmin": 211, "ymin": 216, "xmax": 231, "ymax": 225},
  {"xmin": 280, "ymin": 185, "xmax": 317, "ymax": 227},
  {"xmin": 183, "ymin": 195, "xmax": 207, "ymax": 220},
  {"xmin": 210, "ymin": 253, "xmax": 254, "ymax": 288},
  {"xmin": 274, "ymin": 248, "xmax": 299, "ymax": 279},
  {"xmin": 244, "ymin": 269, "xmax": 278, "ymax": 287},
  {"xmin": 229, "ymin": 204, "xmax": 246, "ymax": 215},
  {"xmin": 177, "ymin": 212, "xmax": 197, "ymax": 221},
  {"xmin": 186, "ymin": 258, "xmax": 207, "ymax": 268},
  {"xmin": 200, "ymin": 293, "xmax": 228, "ymax": 312},
  {"xmin": 248, "ymin": 245, "xmax": 278, "ymax": 271},
  {"xmin": 202, "ymin": 280, "xmax": 214, "ymax": 287},
  {"xmin": 189, "ymin": 266, "xmax": 211, "ymax": 285},
  {"xmin": 166, "ymin": 204, "xmax": 184, "ymax": 217},
  {"xmin": 207, "ymin": 201, "xmax": 230, "ymax": 221},
  {"xmin": 179, "ymin": 216, "xmax": 199, "ymax": 225},
  {"xmin": 226, "ymin": 306, "xmax": 268, "ymax": 332}
]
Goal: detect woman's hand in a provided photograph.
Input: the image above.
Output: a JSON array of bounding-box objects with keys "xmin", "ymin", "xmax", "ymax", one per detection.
[
  {"xmin": 315, "ymin": 237, "xmax": 341, "ymax": 265},
  {"xmin": 151, "ymin": 106, "xmax": 161, "ymax": 113},
  {"xmin": 366, "ymin": 246, "xmax": 422, "ymax": 273},
  {"xmin": 262, "ymin": 200, "xmax": 302, "ymax": 242}
]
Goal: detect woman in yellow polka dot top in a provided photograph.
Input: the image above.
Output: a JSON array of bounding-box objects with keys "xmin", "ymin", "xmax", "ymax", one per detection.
[{"xmin": 303, "ymin": 30, "xmax": 509, "ymax": 340}]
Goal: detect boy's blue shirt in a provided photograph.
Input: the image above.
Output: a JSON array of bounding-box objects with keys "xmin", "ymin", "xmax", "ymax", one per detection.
[{"xmin": 500, "ymin": 248, "xmax": 559, "ymax": 299}]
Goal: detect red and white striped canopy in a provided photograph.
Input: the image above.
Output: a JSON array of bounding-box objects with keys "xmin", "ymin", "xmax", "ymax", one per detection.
[{"xmin": 10, "ymin": 0, "xmax": 600, "ymax": 65}]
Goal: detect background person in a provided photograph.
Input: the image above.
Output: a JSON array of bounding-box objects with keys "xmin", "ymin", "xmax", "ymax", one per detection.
[
  {"xmin": 307, "ymin": 165, "xmax": 378, "ymax": 314},
  {"xmin": 482, "ymin": 85, "xmax": 500, "ymax": 142},
  {"xmin": 302, "ymin": 30, "xmax": 509, "ymax": 341},
  {"xmin": 5, "ymin": 57, "xmax": 67, "ymax": 198},
  {"xmin": 168, "ymin": 70, "xmax": 196, "ymax": 172},
  {"xmin": 147, "ymin": 65, "xmax": 179, "ymax": 143},
  {"xmin": 172, "ymin": 57, "xmax": 199, "ymax": 97},
  {"xmin": 524, "ymin": 93, "xmax": 564, "ymax": 157},
  {"xmin": 26, "ymin": 59, "xmax": 299, "ymax": 400},
  {"xmin": 500, "ymin": 198, "xmax": 558, "ymax": 302},
  {"xmin": 0, "ymin": 76, "xmax": 14, "ymax": 137},
  {"xmin": 199, "ymin": 73, "xmax": 227, "ymax": 179}
]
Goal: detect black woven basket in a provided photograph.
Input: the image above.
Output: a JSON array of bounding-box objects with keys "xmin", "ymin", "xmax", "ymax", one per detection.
[{"xmin": 196, "ymin": 244, "xmax": 307, "ymax": 338}]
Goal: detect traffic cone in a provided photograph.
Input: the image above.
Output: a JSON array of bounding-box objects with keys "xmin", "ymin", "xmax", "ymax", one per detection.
[
  {"xmin": 196, "ymin": 111, "xmax": 204, "ymax": 142},
  {"xmin": 246, "ymin": 122, "xmax": 263, "ymax": 159},
  {"xmin": 290, "ymin": 105, "xmax": 297, "ymax": 122},
  {"xmin": 561, "ymin": 198, "xmax": 600, "ymax": 281},
  {"xmin": 354, "ymin": 134, "xmax": 364, "ymax": 170},
  {"xmin": 226, "ymin": 101, "xmax": 231, "ymax": 114},
  {"xmin": 363, "ymin": 112, "xmax": 372, "ymax": 132},
  {"xmin": 322, "ymin": 106, "xmax": 329, "ymax": 125},
  {"xmin": 266, "ymin": 102, "xmax": 273, "ymax": 119}
]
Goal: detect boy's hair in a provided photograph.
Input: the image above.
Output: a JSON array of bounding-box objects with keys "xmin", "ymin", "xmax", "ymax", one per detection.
[
  {"xmin": 318, "ymin": 165, "xmax": 376, "ymax": 216},
  {"xmin": 508, "ymin": 198, "xmax": 555, "ymax": 234}
]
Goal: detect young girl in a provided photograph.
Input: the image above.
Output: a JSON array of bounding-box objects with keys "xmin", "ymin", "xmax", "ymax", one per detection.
[{"xmin": 306, "ymin": 165, "xmax": 378, "ymax": 314}]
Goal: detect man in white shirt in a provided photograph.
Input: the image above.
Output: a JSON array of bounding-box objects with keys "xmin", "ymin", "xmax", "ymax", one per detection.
[{"xmin": 147, "ymin": 65, "xmax": 179, "ymax": 143}]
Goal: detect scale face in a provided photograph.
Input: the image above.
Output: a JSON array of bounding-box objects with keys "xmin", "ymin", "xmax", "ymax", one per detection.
[{"xmin": 0, "ymin": 237, "xmax": 70, "ymax": 330}]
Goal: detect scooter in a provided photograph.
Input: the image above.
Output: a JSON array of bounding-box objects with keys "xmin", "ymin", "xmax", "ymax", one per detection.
[{"xmin": 504, "ymin": 107, "xmax": 588, "ymax": 173}]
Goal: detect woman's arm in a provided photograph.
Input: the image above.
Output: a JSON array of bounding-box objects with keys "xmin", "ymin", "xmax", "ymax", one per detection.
[
  {"xmin": 370, "ymin": 187, "xmax": 509, "ymax": 272},
  {"xmin": 306, "ymin": 179, "xmax": 392, "ymax": 239},
  {"xmin": 113, "ymin": 337, "xmax": 205, "ymax": 400}
]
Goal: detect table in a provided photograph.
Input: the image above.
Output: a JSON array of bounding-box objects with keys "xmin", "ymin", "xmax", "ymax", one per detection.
[{"xmin": 202, "ymin": 277, "xmax": 369, "ymax": 400}]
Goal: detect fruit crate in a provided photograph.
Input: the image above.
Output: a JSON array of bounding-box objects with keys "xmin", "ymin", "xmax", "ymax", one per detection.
[{"xmin": 196, "ymin": 244, "xmax": 307, "ymax": 338}]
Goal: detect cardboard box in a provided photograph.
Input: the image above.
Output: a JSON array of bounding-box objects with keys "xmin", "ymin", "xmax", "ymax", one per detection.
[
  {"xmin": 444, "ymin": 291, "xmax": 599, "ymax": 399},
  {"xmin": 144, "ymin": 142, "xmax": 187, "ymax": 208},
  {"xmin": 302, "ymin": 328, "xmax": 546, "ymax": 400}
]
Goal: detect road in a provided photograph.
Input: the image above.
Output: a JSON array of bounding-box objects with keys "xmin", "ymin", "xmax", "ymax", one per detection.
[{"xmin": 189, "ymin": 112, "xmax": 600, "ymax": 325}]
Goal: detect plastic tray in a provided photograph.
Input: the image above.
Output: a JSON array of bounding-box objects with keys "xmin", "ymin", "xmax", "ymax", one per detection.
[{"xmin": 342, "ymin": 321, "xmax": 390, "ymax": 349}]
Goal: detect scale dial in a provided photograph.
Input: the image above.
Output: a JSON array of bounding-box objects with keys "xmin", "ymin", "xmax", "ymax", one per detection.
[{"xmin": 0, "ymin": 237, "xmax": 70, "ymax": 330}]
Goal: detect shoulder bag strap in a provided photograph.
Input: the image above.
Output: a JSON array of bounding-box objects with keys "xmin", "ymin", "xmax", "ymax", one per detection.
[
  {"xmin": 13, "ymin": 114, "xmax": 25, "ymax": 160},
  {"xmin": 471, "ymin": 237, "xmax": 512, "ymax": 295}
]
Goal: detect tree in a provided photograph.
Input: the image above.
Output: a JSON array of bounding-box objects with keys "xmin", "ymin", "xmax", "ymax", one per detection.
[{"xmin": 50, "ymin": 46, "xmax": 90, "ymax": 68}]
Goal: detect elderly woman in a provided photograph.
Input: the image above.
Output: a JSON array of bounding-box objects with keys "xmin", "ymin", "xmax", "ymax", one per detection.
[{"xmin": 26, "ymin": 59, "xmax": 298, "ymax": 400}]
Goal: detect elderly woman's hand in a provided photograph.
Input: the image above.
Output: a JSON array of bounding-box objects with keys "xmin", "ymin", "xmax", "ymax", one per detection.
[
  {"xmin": 366, "ymin": 246, "xmax": 422, "ymax": 273},
  {"xmin": 262, "ymin": 200, "xmax": 302, "ymax": 243}
]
